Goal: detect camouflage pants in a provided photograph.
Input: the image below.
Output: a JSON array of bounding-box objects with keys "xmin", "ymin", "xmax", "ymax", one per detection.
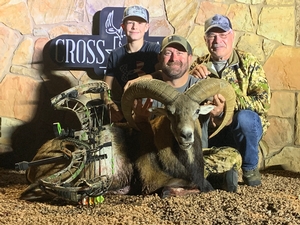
[{"xmin": 203, "ymin": 146, "xmax": 242, "ymax": 178}]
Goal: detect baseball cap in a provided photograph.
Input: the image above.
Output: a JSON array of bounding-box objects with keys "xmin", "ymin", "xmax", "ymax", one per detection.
[
  {"xmin": 122, "ymin": 5, "xmax": 149, "ymax": 23},
  {"xmin": 204, "ymin": 14, "xmax": 232, "ymax": 33},
  {"xmin": 160, "ymin": 35, "xmax": 193, "ymax": 55}
]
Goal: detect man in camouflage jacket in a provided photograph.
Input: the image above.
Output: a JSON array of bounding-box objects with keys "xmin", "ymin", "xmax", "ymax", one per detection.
[{"xmin": 190, "ymin": 14, "xmax": 271, "ymax": 186}]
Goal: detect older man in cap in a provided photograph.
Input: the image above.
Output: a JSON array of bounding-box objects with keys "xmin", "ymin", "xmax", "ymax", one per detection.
[
  {"xmin": 190, "ymin": 14, "xmax": 271, "ymax": 187},
  {"xmin": 104, "ymin": 5, "xmax": 160, "ymax": 122}
]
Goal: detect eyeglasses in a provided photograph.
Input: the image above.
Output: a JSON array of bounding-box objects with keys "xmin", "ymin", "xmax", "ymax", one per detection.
[{"xmin": 205, "ymin": 30, "xmax": 232, "ymax": 40}]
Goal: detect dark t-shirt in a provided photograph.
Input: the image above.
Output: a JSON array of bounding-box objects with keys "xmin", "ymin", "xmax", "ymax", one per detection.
[{"xmin": 106, "ymin": 41, "xmax": 160, "ymax": 89}]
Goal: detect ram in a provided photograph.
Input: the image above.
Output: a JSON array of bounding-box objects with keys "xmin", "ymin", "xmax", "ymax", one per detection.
[{"xmin": 20, "ymin": 78, "xmax": 235, "ymax": 204}]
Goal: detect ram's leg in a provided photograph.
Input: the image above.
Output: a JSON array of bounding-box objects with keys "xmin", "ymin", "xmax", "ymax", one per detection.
[
  {"xmin": 145, "ymin": 175, "xmax": 199, "ymax": 198},
  {"xmin": 137, "ymin": 157, "xmax": 197, "ymax": 197},
  {"xmin": 161, "ymin": 186, "xmax": 200, "ymax": 198}
]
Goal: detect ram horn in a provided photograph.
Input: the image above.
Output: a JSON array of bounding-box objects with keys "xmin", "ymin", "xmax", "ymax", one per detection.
[
  {"xmin": 185, "ymin": 78, "xmax": 236, "ymax": 138},
  {"xmin": 121, "ymin": 78, "xmax": 181, "ymax": 130}
]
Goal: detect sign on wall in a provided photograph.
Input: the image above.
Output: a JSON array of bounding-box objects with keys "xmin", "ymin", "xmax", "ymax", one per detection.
[{"xmin": 47, "ymin": 7, "xmax": 164, "ymax": 78}]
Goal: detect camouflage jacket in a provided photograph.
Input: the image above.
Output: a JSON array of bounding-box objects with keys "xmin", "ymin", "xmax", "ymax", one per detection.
[{"xmin": 190, "ymin": 49, "xmax": 271, "ymax": 134}]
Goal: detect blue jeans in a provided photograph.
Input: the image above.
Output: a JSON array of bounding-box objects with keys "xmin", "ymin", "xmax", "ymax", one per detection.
[{"xmin": 208, "ymin": 110, "xmax": 263, "ymax": 171}]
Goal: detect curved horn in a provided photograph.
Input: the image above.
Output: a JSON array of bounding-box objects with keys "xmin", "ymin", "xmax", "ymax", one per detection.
[
  {"xmin": 121, "ymin": 78, "xmax": 181, "ymax": 129},
  {"xmin": 185, "ymin": 78, "xmax": 236, "ymax": 138}
]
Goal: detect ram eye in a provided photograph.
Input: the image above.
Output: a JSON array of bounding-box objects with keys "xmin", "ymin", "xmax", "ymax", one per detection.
[{"xmin": 195, "ymin": 109, "xmax": 200, "ymax": 115}]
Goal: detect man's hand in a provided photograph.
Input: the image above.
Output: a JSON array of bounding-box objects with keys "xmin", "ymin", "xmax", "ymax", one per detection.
[
  {"xmin": 190, "ymin": 64, "xmax": 211, "ymax": 79},
  {"xmin": 210, "ymin": 94, "xmax": 225, "ymax": 117},
  {"xmin": 207, "ymin": 94, "xmax": 226, "ymax": 127},
  {"xmin": 132, "ymin": 98, "xmax": 153, "ymax": 123}
]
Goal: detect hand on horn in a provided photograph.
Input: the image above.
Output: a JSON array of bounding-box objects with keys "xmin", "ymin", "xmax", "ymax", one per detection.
[
  {"xmin": 209, "ymin": 94, "xmax": 226, "ymax": 127},
  {"xmin": 190, "ymin": 64, "xmax": 211, "ymax": 79},
  {"xmin": 132, "ymin": 98, "xmax": 153, "ymax": 123}
]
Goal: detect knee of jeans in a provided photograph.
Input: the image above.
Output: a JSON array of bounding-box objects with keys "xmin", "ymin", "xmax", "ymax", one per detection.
[
  {"xmin": 233, "ymin": 110, "xmax": 263, "ymax": 141},
  {"xmin": 235, "ymin": 110, "xmax": 261, "ymax": 129}
]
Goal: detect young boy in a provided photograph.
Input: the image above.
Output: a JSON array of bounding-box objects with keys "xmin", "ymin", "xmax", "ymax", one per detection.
[{"xmin": 104, "ymin": 5, "xmax": 160, "ymax": 122}]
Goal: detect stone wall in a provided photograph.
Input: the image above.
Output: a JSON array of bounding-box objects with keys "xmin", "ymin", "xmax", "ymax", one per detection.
[{"xmin": 0, "ymin": 0, "xmax": 300, "ymax": 171}]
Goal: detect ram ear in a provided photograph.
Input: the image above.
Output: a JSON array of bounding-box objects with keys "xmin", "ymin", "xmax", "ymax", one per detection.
[{"xmin": 198, "ymin": 105, "xmax": 215, "ymax": 115}]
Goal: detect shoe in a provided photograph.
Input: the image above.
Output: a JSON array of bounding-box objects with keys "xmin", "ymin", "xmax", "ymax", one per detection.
[
  {"xmin": 223, "ymin": 168, "xmax": 238, "ymax": 192},
  {"xmin": 242, "ymin": 168, "xmax": 261, "ymax": 186}
]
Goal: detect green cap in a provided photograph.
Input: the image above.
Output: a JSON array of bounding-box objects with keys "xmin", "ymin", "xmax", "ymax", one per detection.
[
  {"xmin": 160, "ymin": 34, "xmax": 193, "ymax": 55},
  {"xmin": 123, "ymin": 5, "xmax": 149, "ymax": 23}
]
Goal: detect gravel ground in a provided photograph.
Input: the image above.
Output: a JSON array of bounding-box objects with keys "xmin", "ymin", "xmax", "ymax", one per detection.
[{"xmin": 0, "ymin": 167, "xmax": 300, "ymax": 225}]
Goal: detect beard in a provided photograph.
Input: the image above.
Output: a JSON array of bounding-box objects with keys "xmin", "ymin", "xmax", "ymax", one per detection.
[{"xmin": 161, "ymin": 61, "xmax": 188, "ymax": 79}]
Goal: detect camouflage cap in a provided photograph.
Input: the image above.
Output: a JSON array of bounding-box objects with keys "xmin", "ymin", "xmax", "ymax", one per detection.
[
  {"xmin": 123, "ymin": 5, "xmax": 149, "ymax": 23},
  {"xmin": 160, "ymin": 35, "xmax": 193, "ymax": 55},
  {"xmin": 205, "ymin": 14, "xmax": 232, "ymax": 33}
]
